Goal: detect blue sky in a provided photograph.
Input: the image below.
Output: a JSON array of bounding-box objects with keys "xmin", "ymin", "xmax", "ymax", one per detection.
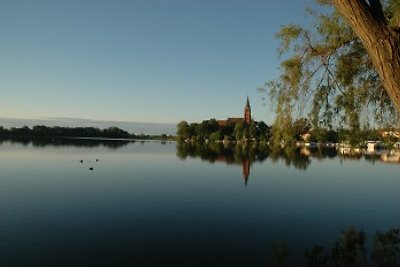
[{"xmin": 1, "ymin": 0, "xmax": 316, "ymax": 125}]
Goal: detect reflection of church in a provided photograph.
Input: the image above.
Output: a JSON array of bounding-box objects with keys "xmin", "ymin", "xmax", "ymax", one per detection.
[
  {"xmin": 217, "ymin": 97, "xmax": 252, "ymax": 127},
  {"xmin": 215, "ymin": 156, "xmax": 251, "ymax": 187},
  {"xmin": 242, "ymin": 159, "xmax": 250, "ymax": 186}
]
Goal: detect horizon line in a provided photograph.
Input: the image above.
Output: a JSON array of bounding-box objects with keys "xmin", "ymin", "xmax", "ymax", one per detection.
[{"xmin": 0, "ymin": 116, "xmax": 177, "ymax": 125}]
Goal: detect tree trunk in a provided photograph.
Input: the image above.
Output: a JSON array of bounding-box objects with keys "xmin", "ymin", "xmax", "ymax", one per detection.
[{"xmin": 332, "ymin": 0, "xmax": 400, "ymax": 113}]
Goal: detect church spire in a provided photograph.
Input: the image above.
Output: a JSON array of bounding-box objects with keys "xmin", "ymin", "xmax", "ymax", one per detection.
[{"xmin": 244, "ymin": 96, "xmax": 251, "ymax": 124}]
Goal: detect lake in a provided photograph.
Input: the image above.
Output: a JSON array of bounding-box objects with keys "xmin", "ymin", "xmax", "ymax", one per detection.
[{"xmin": 1, "ymin": 139, "xmax": 399, "ymax": 266}]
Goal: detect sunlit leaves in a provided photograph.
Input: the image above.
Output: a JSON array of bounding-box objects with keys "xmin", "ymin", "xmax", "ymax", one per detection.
[
  {"xmin": 261, "ymin": 0, "xmax": 399, "ymax": 145},
  {"xmin": 276, "ymin": 24, "xmax": 304, "ymax": 55},
  {"xmin": 387, "ymin": 0, "xmax": 400, "ymax": 27}
]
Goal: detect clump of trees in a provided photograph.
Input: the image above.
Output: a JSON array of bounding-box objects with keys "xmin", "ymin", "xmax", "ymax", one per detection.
[
  {"xmin": 176, "ymin": 119, "xmax": 271, "ymax": 142},
  {"xmin": 259, "ymin": 0, "xmax": 400, "ymax": 146},
  {"xmin": 272, "ymin": 117, "xmax": 393, "ymax": 147},
  {"xmin": 0, "ymin": 125, "xmax": 130, "ymax": 138},
  {"xmin": 0, "ymin": 125, "xmax": 176, "ymax": 141},
  {"xmin": 177, "ymin": 117, "xmax": 399, "ymax": 148}
]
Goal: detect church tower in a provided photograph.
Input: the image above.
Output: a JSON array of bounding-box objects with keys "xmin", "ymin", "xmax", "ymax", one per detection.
[{"xmin": 244, "ymin": 96, "xmax": 251, "ymax": 124}]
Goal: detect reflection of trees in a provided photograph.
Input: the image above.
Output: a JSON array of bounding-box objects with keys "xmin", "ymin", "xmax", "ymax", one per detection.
[
  {"xmin": 364, "ymin": 154, "xmax": 381, "ymax": 164},
  {"xmin": 177, "ymin": 142, "xmax": 342, "ymax": 171},
  {"xmin": 178, "ymin": 142, "xmax": 400, "ymax": 168},
  {"xmin": 330, "ymin": 227, "xmax": 366, "ymax": 267},
  {"xmin": 176, "ymin": 142, "xmax": 269, "ymax": 165},
  {"xmin": 1, "ymin": 137, "xmax": 129, "ymax": 149},
  {"xmin": 269, "ymin": 227, "xmax": 400, "ymax": 267},
  {"xmin": 177, "ymin": 142, "xmax": 270, "ymax": 185},
  {"xmin": 372, "ymin": 229, "xmax": 400, "ymax": 267},
  {"xmin": 270, "ymin": 241, "xmax": 288, "ymax": 267},
  {"xmin": 268, "ymin": 146, "xmax": 311, "ymax": 170},
  {"xmin": 304, "ymin": 245, "xmax": 327, "ymax": 267}
]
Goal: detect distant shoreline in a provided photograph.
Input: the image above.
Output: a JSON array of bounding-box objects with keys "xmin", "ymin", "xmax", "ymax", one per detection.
[
  {"xmin": 0, "ymin": 117, "xmax": 176, "ymax": 136},
  {"xmin": 0, "ymin": 135, "xmax": 177, "ymax": 141},
  {"xmin": 0, "ymin": 125, "xmax": 177, "ymax": 141}
]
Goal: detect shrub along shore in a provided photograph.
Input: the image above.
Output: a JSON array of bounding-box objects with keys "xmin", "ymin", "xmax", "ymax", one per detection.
[{"xmin": 0, "ymin": 125, "xmax": 175, "ymax": 141}]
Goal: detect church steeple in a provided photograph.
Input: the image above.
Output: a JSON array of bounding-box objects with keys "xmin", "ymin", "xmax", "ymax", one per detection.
[{"xmin": 244, "ymin": 96, "xmax": 251, "ymax": 124}]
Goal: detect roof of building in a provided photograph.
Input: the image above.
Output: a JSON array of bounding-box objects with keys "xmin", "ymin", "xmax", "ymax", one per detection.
[
  {"xmin": 217, "ymin": 118, "xmax": 244, "ymax": 127},
  {"xmin": 228, "ymin": 117, "xmax": 244, "ymax": 124}
]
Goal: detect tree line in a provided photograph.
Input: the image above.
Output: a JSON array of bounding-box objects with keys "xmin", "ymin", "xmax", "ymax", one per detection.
[
  {"xmin": 177, "ymin": 118, "xmax": 399, "ymax": 148},
  {"xmin": 0, "ymin": 125, "xmax": 130, "ymax": 138},
  {"xmin": 0, "ymin": 125, "xmax": 174, "ymax": 140},
  {"xmin": 273, "ymin": 117, "xmax": 393, "ymax": 146}
]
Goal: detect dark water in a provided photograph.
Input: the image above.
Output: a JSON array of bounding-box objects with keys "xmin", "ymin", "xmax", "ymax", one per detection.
[{"xmin": 0, "ymin": 140, "xmax": 399, "ymax": 266}]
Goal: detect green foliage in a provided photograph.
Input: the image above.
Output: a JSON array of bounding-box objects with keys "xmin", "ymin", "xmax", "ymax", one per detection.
[
  {"xmin": 177, "ymin": 121, "xmax": 190, "ymax": 140},
  {"xmin": 0, "ymin": 125, "xmax": 130, "ymax": 138},
  {"xmin": 387, "ymin": 0, "xmax": 400, "ymax": 27},
  {"xmin": 292, "ymin": 118, "xmax": 312, "ymax": 139},
  {"xmin": 234, "ymin": 121, "xmax": 246, "ymax": 141},
  {"xmin": 176, "ymin": 119, "xmax": 271, "ymax": 142},
  {"xmin": 209, "ymin": 131, "xmax": 222, "ymax": 142},
  {"xmin": 259, "ymin": 0, "xmax": 400, "ymax": 143}
]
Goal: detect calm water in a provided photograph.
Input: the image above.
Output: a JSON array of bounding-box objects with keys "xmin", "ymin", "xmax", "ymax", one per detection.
[{"xmin": 0, "ymin": 140, "xmax": 399, "ymax": 266}]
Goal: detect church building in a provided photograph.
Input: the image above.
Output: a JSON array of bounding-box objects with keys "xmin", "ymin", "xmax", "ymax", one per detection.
[{"xmin": 217, "ymin": 97, "xmax": 252, "ymax": 127}]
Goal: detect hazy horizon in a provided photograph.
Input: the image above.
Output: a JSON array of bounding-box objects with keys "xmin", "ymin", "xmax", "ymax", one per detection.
[{"xmin": 0, "ymin": 117, "xmax": 177, "ymax": 135}]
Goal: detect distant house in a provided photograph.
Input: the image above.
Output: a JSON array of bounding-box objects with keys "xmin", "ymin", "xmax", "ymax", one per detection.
[
  {"xmin": 381, "ymin": 130, "xmax": 400, "ymax": 139},
  {"xmin": 217, "ymin": 97, "xmax": 252, "ymax": 127}
]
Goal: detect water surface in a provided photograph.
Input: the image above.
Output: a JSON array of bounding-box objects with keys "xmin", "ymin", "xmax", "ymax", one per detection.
[{"xmin": 0, "ymin": 140, "xmax": 399, "ymax": 266}]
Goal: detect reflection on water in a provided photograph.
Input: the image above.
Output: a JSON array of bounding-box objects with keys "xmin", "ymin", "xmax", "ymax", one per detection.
[
  {"xmin": 176, "ymin": 141, "xmax": 400, "ymax": 180},
  {"xmin": 0, "ymin": 137, "xmax": 130, "ymax": 149},
  {"xmin": 176, "ymin": 142, "xmax": 340, "ymax": 185},
  {"xmin": 269, "ymin": 227, "xmax": 400, "ymax": 267},
  {"xmin": 177, "ymin": 141, "xmax": 269, "ymax": 186},
  {"xmin": 2, "ymin": 137, "xmax": 398, "ymax": 166},
  {"xmin": 0, "ymin": 140, "xmax": 400, "ymax": 266},
  {"xmin": 176, "ymin": 141, "xmax": 342, "ymax": 169}
]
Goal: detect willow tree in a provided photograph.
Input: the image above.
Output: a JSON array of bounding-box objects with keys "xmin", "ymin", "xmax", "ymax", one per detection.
[
  {"xmin": 333, "ymin": 0, "xmax": 400, "ymax": 111},
  {"xmin": 261, "ymin": 0, "xmax": 400, "ymax": 144}
]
